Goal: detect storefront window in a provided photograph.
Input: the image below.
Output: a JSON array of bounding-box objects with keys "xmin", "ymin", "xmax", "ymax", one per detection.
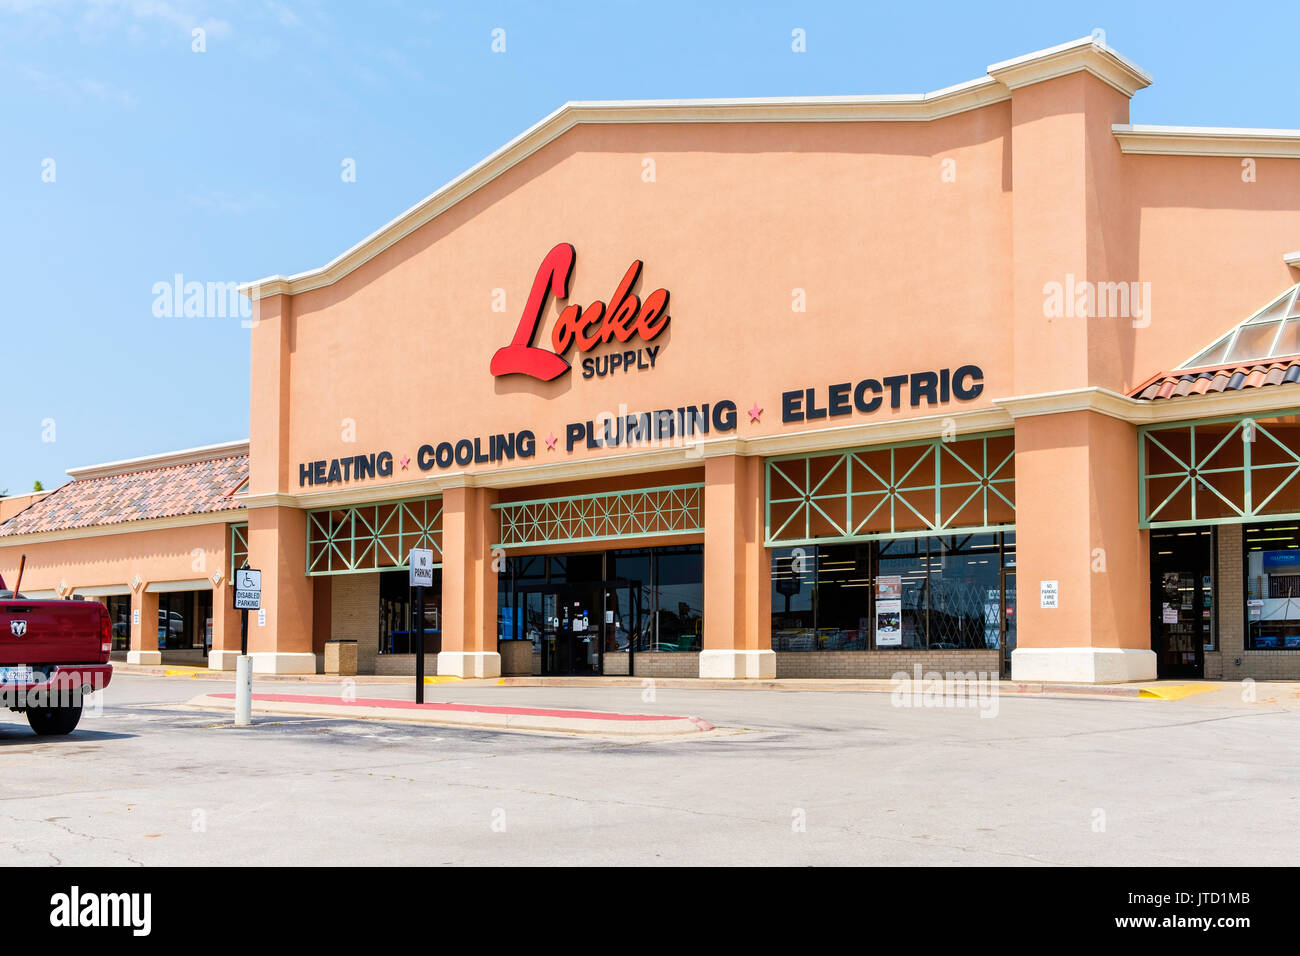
[
  {"xmin": 607, "ymin": 549, "xmax": 652, "ymax": 654},
  {"xmin": 877, "ymin": 538, "xmax": 929, "ymax": 649},
  {"xmin": 157, "ymin": 592, "xmax": 192, "ymax": 650},
  {"xmin": 771, "ymin": 533, "xmax": 1014, "ymax": 650},
  {"xmin": 379, "ymin": 569, "xmax": 442, "ymax": 654},
  {"xmin": 498, "ymin": 556, "xmax": 544, "ymax": 650},
  {"xmin": 496, "ymin": 545, "xmax": 703, "ymax": 660},
  {"xmin": 551, "ymin": 552, "xmax": 603, "ymax": 588},
  {"xmin": 106, "ymin": 594, "xmax": 131, "ymax": 651},
  {"xmin": 928, "ymin": 534, "xmax": 1002, "ymax": 650},
  {"xmin": 772, "ymin": 549, "xmax": 815, "ymax": 650},
  {"xmin": 653, "ymin": 546, "xmax": 703, "ymax": 652},
  {"xmin": 1244, "ymin": 523, "xmax": 1300, "ymax": 649},
  {"xmin": 812, "ymin": 544, "xmax": 871, "ymax": 650}
]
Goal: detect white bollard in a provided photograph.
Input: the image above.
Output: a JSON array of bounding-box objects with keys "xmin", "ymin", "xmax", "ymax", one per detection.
[{"xmin": 235, "ymin": 654, "xmax": 253, "ymax": 726}]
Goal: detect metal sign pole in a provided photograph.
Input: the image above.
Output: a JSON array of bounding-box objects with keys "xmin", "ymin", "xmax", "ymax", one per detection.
[
  {"xmin": 408, "ymin": 547, "xmax": 434, "ymax": 705},
  {"xmin": 415, "ymin": 584, "xmax": 425, "ymax": 704}
]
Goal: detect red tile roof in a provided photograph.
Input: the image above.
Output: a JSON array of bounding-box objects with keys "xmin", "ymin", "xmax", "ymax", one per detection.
[
  {"xmin": 0, "ymin": 454, "xmax": 247, "ymax": 537},
  {"xmin": 1131, "ymin": 359, "xmax": 1300, "ymax": 401}
]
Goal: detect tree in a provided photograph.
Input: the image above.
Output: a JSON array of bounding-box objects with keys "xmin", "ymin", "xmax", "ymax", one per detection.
[{"xmin": 32, "ymin": 480, "xmax": 43, "ymax": 492}]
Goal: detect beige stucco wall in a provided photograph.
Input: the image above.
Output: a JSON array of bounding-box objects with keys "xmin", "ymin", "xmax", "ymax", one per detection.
[{"xmin": 255, "ymin": 111, "xmax": 1016, "ymax": 497}]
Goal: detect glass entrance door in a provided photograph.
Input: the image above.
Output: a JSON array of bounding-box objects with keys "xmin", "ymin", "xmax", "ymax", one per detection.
[
  {"xmin": 603, "ymin": 576, "xmax": 646, "ymax": 655},
  {"xmin": 1151, "ymin": 529, "xmax": 1214, "ymax": 678},
  {"xmin": 498, "ymin": 546, "xmax": 703, "ymax": 677},
  {"xmin": 540, "ymin": 583, "xmax": 602, "ymax": 676}
]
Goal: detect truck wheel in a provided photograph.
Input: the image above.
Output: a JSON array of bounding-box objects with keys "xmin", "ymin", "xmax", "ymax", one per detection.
[{"xmin": 26, "ymin": 704, "xmax": 83, "ymax": 736}]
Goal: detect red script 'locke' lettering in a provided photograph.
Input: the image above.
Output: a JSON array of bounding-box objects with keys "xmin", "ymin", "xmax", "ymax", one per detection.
[{"xmin": 490, "ymin": 242, "xmax": 671, "ymax": 381}]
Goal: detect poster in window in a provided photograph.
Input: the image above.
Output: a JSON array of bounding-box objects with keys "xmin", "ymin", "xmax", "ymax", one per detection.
[
  {"xmin": 875, "ymin": 599, "xmax": 902, "ymax": 646},
  {"xmin": 1162, "ymin": 603, "xmax": 1178, "ymax": 624},
  {"xmin": 875, "ymin": 575, "xmax": 902, "ymax": 601}
]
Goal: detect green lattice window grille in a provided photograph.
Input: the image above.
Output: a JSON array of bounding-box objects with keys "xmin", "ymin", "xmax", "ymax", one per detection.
[
  {"xmin": 229, "ymin": 523, "xmax": 248, "ymax": 578},
  {"xmin": 765, "ymin": 432, "xmax": 1015, "ymax": 547},
  {"xmin": 1140, "ymin": 412, "xmax": 1300, "ymax": 528},
  {"xmin": 306, "ymin": 497, "xmax": 443, "ymax": 575},
  {"xmin": 493, "ymin": 484, "xmax": 704, "ymax": 550}
]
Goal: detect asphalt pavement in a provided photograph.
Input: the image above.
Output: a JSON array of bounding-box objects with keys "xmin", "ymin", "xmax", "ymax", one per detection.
[{"xmin": 1, "ymin": 673, "xmax": 1296, "ymax": 865}]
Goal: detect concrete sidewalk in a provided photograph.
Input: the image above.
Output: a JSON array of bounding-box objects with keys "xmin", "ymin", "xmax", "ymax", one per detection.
[
  {"xmin": 185, "ymin": 690, "xmax": 716, "ymax": 736},
  {"xmin": 116, "ymin": 661, "xmax": 1242, "ymax": 702}
]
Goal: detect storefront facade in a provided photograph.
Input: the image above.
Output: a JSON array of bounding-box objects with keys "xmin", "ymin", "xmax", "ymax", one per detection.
[
  {"xmin": 0, "ymin": 443, "xmax": 249, "ymax": 667},
  {"xmin": 3, "ymin": 37, "xmax": 1299, "ymax": 682}
]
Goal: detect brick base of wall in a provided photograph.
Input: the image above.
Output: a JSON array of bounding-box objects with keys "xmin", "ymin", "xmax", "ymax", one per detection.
[
  {"xmin": 600, "ymin": 649, "xmax": 1000, "ymax": 678},
  {"xmin": 373, "ymin": 654, "xmax": 439, "ymax": 677},
  {"xmin": 1204, "ymin": 650, "xmax": 1224, "ymax": 680},
  {"xmin": 775, "ymin": 649, "xmax": 1001, "ymax": 679},
  {"xmin": 631, "ymin": 652, "xmax": 698, "ymax": 678},
  {"xmin": 330, "ymin": 573, "xmax": 380, "ymax": 674},
  {"xmin": 1215, "ymin": 650, "xmax": 1300, "ymax": 680}
]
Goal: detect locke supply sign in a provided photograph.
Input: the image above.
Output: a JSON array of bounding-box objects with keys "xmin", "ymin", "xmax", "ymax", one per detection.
[
  {"xmin": 234, "ymin": 569, "xmax": 262, "ymax": 610},
  {"xmin": 409, "ymin": 548, "xmax": 435, "ymax": 588}
]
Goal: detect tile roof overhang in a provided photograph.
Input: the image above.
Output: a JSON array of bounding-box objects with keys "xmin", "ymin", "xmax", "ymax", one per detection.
[
  {"xmin": 1131, "ymin": 359, "xmax": 1300, "ymax": 402},
  {"xmin": 0, "ymin": 454, "xmax": 248, "ymax": 538}
]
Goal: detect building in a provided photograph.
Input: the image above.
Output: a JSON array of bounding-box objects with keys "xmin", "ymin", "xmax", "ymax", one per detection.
[
  {"xmin": 3, "ymin": 36, "xmax": 1299, "ymax": 683},
  {"xmin": 0, "ymin": 444, "xmax": 249, "ymax": 667}
]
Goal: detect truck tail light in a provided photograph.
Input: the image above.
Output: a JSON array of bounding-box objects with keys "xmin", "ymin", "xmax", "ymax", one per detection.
[{"xmin": 99, "ymin": 606, "xmax": 112, "ymax": 658}]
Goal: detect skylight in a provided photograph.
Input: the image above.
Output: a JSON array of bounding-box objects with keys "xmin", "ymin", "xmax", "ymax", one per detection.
[{"xmin": 1179, "ymin": 284, "xmax": 1300, "ymax": 369}]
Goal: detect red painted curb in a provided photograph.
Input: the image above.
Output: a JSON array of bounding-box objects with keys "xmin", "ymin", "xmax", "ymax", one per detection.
[{"xmin": 211, "ymin": 692, "xmax": 694, "ymax": 723}]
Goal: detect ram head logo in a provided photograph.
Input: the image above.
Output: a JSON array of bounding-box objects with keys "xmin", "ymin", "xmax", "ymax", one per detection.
[{"xmin": 10, "ymin": 620, "xmax": 27, "ymax": 637}]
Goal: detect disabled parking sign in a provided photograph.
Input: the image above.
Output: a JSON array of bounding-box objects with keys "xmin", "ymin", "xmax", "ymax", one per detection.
[{"xmin": 234, "ymin": 568, "xmax": 262, "ymax": 610}]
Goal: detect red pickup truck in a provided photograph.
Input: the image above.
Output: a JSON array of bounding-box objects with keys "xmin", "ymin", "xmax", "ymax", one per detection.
[{"xmin": 1, "ymin": 589, "xmax": 114, "ymax": 735}]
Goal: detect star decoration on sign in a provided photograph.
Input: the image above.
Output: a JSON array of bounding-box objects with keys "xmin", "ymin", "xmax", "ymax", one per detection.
[
  {"xmin": 748, "ymin": 403, "xmax": 763, "ymax": 423},
  {"xmin": 400, "ymin": 454, "xmax": 411, "ymax": 470},
  {"xmin": 545, "ymin": 433, "xmax": 558, "ymax": 451}
]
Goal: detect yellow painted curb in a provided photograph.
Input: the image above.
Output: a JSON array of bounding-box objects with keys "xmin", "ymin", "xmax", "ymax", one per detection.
[
  {"xmin": 422, "ymin": 675, "xmax": 462, "ymax": 684},
  {"xmin": 163, "ymin": 668, "xmax": 205, "ymax": 678},
  {"xmin": 1138, "ymin": 684, "xmax": 1217, "ymax": 700}
]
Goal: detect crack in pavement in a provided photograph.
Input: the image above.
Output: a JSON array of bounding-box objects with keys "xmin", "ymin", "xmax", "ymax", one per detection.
[{"xmin": 0, "ymin": 811, "xmax": 146, "ymax": 866}]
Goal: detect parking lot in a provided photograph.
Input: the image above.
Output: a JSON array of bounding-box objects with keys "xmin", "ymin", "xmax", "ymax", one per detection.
[{"xmin": 1, "ymin": 674, "xmax": 1297, "ymax": 866}]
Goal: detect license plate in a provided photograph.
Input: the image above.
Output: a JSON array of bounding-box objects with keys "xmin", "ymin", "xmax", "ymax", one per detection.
[{"xmin": 0, "ymin": 666, "xmax": 34, "ymax": 684}]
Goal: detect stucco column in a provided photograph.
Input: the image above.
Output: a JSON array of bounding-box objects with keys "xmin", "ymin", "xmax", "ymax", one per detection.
[
  {"xmin": 437, "ymin": 485, "xmax": 501, "ymax": 678},
  {"xmin": 208, "ymin": 576, "xmax": 244, "ymax": 671},
  {"xmin": 245, "ymin": 505, "xmax": 316, "ymax": 674},
  {"xmin": 127, "ymin": 588, "xmax": 161, "ymax": 666},
  {"xmin": 700, "ymin": 452, "xmax": 773, "ymax": 678},
  {"xmin": 1010, "ymin": 410, "xmax": 1154, "ymax": 681},
  {"xmin": 996, "ymin": 54, "xmax": 1151, "ymax": 682}
]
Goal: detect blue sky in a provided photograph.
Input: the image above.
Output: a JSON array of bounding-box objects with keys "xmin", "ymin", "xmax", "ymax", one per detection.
[{"xmin": 0, "ymin": 0, "xmax": 1296, "ymax": 495}]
